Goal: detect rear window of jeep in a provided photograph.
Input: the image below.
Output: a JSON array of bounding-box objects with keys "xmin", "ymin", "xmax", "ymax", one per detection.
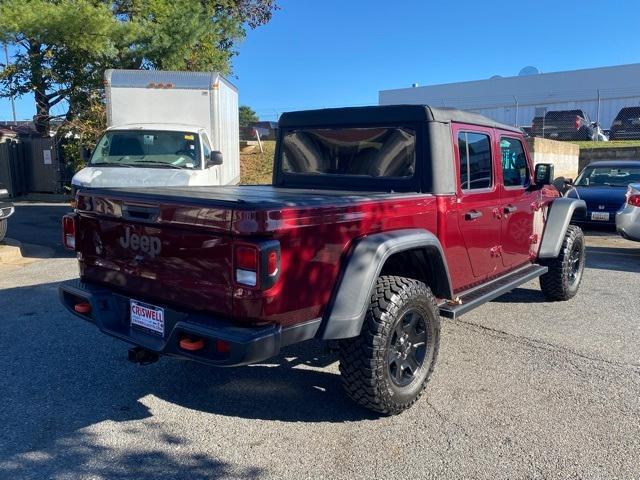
[{"xmin": 280, "ymin": 127, "xmax": 416, "ymax": 178}]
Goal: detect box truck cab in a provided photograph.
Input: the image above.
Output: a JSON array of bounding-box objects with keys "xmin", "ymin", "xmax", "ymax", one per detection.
[{"xmin": 72, "ymin": 70, "xmax": 240, "ymax": 192}]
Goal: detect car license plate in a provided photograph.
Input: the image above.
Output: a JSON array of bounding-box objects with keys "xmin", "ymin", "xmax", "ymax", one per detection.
[
  {"xmin": 130, "ymin": 300, "xmax": 164, "ymax": 336},
  {"xmin": 591, "ymin": 212, "xmax": 610, "ymax": 221}
]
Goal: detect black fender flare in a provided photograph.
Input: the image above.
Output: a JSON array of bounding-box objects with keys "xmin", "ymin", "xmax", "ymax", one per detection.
[
  {"xmin": 538, "ymin": 197, "xmax": 586, "ymax": 259},
  {"xmin": 319, "ymin": 229, "xmax": 453, "ymax": 340}
]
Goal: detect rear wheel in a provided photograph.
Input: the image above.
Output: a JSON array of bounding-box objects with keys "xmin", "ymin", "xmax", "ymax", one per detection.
[
  {"xmin": 339, "ymin": 276, "xmax": 440, "ymax": 415},
  {"xmin": 539, "ymin": 225, "xmax": 585, "ymax": 301},
  {"xmin": 0, "ymin": 219, "xmax": 7, "ymax": 242}
]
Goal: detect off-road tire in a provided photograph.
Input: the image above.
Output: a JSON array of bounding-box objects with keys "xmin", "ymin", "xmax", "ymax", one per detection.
[
  {"xmin": 338, "ymin": 276, "xmax": 440, "ymax": 415},
  {"xmin": 539, "ymin": 225, "xmax": 585, "ymax": 301},
  {"xmin": 0, "ymin": 219, "xmax": 7, "ymax": 243}
]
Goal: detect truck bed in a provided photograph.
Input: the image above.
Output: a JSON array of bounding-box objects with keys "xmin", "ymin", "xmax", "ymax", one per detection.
[{"xmin": 84, "ymin": 185, "xmax": 417, "ymax": 209}]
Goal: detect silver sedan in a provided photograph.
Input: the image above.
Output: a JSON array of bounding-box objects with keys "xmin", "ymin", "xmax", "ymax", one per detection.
[{"xmin": 616, "ymin": 183, "xmax": 640, "ymax": 241}]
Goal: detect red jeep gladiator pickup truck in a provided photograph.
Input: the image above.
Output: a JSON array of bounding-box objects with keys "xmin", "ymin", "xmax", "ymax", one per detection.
[{"xmin": 60, "ymin": 105, "xmax": 586, "ymax": 414}]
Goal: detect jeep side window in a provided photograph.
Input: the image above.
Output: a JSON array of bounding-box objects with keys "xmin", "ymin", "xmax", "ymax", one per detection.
[
  {"xmin": 458, "ymin": 132, "xmax": 492, "ymax": 190},
  {"xmin": 500, "ymin": 137, "xmax": 530, "ymax": 187}
]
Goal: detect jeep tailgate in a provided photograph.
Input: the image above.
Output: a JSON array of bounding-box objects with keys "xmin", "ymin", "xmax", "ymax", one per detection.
[{"xmin": 75, "ymin": 195, "xmax": 235, "ymax": 315}]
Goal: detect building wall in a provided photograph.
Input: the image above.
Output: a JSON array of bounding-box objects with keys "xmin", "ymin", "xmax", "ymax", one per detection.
[
  {"xmin": 579, "ymin": 147, "xmax": 640, "ymax": 171},
  {"xmin": 463, "ymin": 97, "xmax": 640, "ymax": 129},
  {"xmin": 380, "ymin": 63, "xmax": 640, "ymax": 128},
  {"xmin": 527, "ymin": 137, "xmax": 579, "ymax": 179}
]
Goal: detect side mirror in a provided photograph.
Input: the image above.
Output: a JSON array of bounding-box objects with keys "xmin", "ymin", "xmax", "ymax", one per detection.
[
  {"xmin": 80, "ymin": 146, "xmax": 92, "ymax": 162},
  {"xmin": 565, "ymin": 178, "xmax": 573, "ymax": 185},
  {"xmin": 206, "ymin": 150, "xmax": 223, "ymax": 167},
  {"xmin": 534, "ymin": 163, "xmax": 554, "ymax": 187}
]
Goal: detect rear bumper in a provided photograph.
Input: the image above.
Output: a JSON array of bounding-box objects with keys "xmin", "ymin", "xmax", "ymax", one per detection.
[
  {"xmin": 59, "ymin": 279, "xmax": 321, "ymax": 367},
  {"xmin": 616, "ymin": 206, "xmax": 640, "ymax": 242},
  {"xmin": 0, "ymin": 201, "xmax": 14, "ymax": 220},
  {"xmin": 572, "ymin": 209, "xmax": 618, "ymax": 227},
  {"xmin": 610, "ymin": 130, "xmax": 640, "ymax": 140}
]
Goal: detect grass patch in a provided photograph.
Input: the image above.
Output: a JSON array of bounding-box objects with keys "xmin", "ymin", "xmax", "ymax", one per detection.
[
  {"xmin": 240, "ymin": 141, "xmax": 275, "ymax": 184},
  {"xmin": 569, "ymin": 140, "xmax": 640, "ymax": 149}
]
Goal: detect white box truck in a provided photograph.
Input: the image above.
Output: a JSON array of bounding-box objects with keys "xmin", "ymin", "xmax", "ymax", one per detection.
[{"xmin": 72, "ymin": 69, "xmax": 240, "ymax": 191}]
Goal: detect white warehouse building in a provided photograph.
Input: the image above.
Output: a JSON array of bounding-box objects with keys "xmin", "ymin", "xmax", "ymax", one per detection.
[{"xmin": 379, "ymin": 63, "xmax": 640, "ymax": 130}]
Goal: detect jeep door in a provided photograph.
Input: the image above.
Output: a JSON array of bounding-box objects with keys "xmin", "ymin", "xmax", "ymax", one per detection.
[
  {"xmin": 497, "ymin": 134, "xmax": 536, "ymax": 268},
  {"xmin": 453, "ymin": 125, "xmax": 502, "ymax": 280}
]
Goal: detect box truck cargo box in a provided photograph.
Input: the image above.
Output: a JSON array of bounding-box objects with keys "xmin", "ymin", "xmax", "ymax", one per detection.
[{"xmin": 72, "ymin": 70, "xmax": 240, "ymax": 192}]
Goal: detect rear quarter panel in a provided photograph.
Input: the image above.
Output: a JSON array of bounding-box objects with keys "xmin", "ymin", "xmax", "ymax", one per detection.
[{"xmin": 231, "ymin": 196, "xmax": 439, "ymax": 326}]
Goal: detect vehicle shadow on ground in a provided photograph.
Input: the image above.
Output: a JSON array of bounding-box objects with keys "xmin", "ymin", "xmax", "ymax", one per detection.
[
  {"xmin": 163, "ymin": 341, "xmax": 379, "ymax": 422},
  {"xmin": 493, "ymin": 244, "xmax": 640, "ymax": 303},
  {"xmin": 585, "ymin": 245, "xmax": 640, "ymax": 273},
  {"xmin": 1, "ymin": 280, "xmax": 378, "ymax": 478},
  {"xmin": 7, "ymin": 203, "xmax": 73, "ymax": 258},
  {"xmin": 491, "ymin": 287, "xmax": 546, "ymax": 304}
]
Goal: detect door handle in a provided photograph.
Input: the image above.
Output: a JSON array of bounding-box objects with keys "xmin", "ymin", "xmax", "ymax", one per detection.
[
  {"xmin": 465, "ymin": 210, "xmax": 483, "ymax": 220},
  {"xmin": 503, "ymin": 205, "xmax": 518, "ymax": 214}
]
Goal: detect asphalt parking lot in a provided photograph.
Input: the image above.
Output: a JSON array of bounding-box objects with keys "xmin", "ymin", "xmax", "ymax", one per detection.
[{"xmin": 1, "ymin": 203, "xmax": 640, "ymax": 479}]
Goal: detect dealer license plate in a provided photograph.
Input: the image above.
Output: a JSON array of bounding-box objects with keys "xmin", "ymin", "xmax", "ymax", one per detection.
[
  {"xmin": 130, "ymin": 300, "xmax": 165, "ymax": 336},
  {"xmin": 591, "ymin": 212, "xmax": 610, "ymax": 221}
]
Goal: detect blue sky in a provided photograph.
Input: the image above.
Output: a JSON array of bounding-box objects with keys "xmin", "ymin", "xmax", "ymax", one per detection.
[{"xmin": 2, "ymin": 0, "xmax": 640, "ymax": 121}]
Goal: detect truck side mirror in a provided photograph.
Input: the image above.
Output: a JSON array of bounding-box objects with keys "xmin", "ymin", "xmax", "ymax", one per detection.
[
  {"xmin": 534, "ymin": 163, "xmax": 554, "ymax": 187},
  {"xmin": 80, "ymin": 146, "xmax": 92, "ymax": 162},
  {"xmin": 206, "ymin": 150, "xmax": 223, "ymax": 167}
]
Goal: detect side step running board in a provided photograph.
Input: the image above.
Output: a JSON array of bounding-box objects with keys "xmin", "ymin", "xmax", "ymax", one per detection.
[{"xmin": 439, "ymin": 264, "xmax": 548, "ymax": 319}]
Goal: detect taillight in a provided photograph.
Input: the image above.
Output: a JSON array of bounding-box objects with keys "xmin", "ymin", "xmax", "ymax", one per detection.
[
  {"xmin": 575, "ymin": 116, "xmax": 581, "ymax": 130},
  {"xmin": 233, "ymin": 241, "xmax": 280, "ymax": 289},
  {"xmin": 62, "ymin": 214, "xmax": 77, "ymax": 250},
  {"xmin": 627, "ymin": 194, "xmax": 640, "ymax": 207},
  {"xmin": 266, "ymin": 251, "xmax": 278, "ymax": 276},
  {"xmin": 235, "ymin": 245, "xmax": 258, "ymax": 286}
]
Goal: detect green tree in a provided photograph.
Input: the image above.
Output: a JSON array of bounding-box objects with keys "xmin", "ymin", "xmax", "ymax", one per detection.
[
  {"xmin": 0, "ymin": 0, "xmax": 278, "ymax": 135},
  {"xmin": 239, "ymin": 105, "xmax": 258, "ymax": 127}
]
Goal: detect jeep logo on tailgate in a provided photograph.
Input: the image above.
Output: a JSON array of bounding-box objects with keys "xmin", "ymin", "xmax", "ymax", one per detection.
[{"xmin": 119, "ymin": 229, "xmax": 161, "ymax": 258}]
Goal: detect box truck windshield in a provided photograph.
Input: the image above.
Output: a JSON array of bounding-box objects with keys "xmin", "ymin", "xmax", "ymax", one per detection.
[{"xmin": 90, "ymin": 130, "xmax": 202, "ymax": 169}]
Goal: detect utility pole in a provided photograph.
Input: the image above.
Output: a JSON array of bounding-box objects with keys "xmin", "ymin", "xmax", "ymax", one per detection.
[{"xmin": 3, "ymin": 43, "xmax": 17, "ymax": 124}]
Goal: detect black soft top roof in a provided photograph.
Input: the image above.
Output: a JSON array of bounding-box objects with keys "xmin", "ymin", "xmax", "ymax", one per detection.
[{"xmin": 279, "ymin": 105, "xmax": 522, "ymax": 133}]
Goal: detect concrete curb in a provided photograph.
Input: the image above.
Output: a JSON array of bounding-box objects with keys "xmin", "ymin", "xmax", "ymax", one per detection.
[{"xmin": 0, "ymin": 238, "xmax": 24, "ymax": 264}]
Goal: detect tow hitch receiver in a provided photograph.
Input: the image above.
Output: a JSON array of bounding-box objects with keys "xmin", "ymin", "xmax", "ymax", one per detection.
[{"xmin": 128, "ymin": 346, "xmax": 159, "ymax": 365}]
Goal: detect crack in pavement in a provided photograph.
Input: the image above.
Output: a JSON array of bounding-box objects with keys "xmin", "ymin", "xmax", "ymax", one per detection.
[{"xmin": 424, "ymin": 398, "xmax": 471, "ymax": 448}]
